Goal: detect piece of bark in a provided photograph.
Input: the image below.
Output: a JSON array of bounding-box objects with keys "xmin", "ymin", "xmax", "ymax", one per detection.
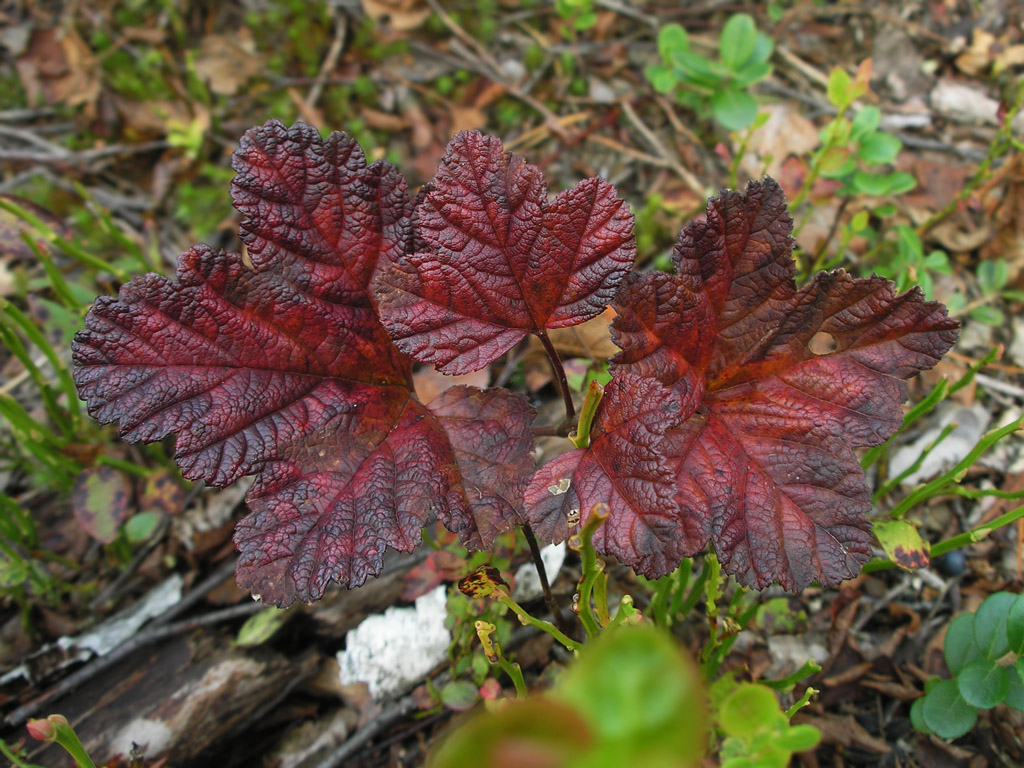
[{"xmin": 25, "ymin": 631, "xmax": 317, "ymax": 766}]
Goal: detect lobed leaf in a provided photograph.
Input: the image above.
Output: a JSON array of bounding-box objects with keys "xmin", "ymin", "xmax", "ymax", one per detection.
[
  {"xmin": 533, "ymin": 178, "xmax": 958, "ymax": 591},
  {"xmin": 74, "ymin": 121, "xmax": 535, "ymax": 606},
  {"xmin": 373, "ymin": 131, "xmax": 636, "ymax": 374}
]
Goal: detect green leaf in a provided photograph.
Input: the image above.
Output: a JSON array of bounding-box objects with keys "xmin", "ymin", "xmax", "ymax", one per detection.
[
  {"xmin": 658, "ymin": 23, "xmax": 689, "ymax": 60},
  {"xmin": 1000, "ymin": 289, "xmax": 1024, "ymax": 302},
  {"xmin": 923, "ymin": 250, "xmax": 951, "ymax": 274},
  {"xmin": 670, "ymin": 50, "xmax": 721, "ymax": 89},
  {"xmin": 1004, "ymin": 665, "xmax": 1024, "ymax": 712},
  {"xmin": 123, "ymin": 511, "xmax": 163, "ymax": 544},
  {"xmin": 720, "ymin": 14, "xmax": 757, "ymax": 71},
  {"xmin": 956, "ymin": 658, "xmax": 1010, "ymax": 709},
  {"xmin": 645, "ymin": 65, "xmax": 678, "ymax": 94},
  {"xmin": 441, "ymin": 680, "xmax": 480, "ymax": 711},
  {"xmin": 852, "ymin": 171, "xmax": 897, "ymax": 196},
  {"xmin": 850, "ymin": 106, "xmax": 881, "ymax": 140},
  {"xmin": 945, "ymin": 293, "xmax": 967, "ymax": 313},
  {"xmin": 921, "ymin": 679, "xmax": 978, "ymax": 739},
  {"xmin": 910, "ymin": 697, "xmax": 933, "ymax": 734},
  {"xmin": 72, "ymin": 466, "xmax": 134, "ymax": 544},
  {"xmin": 554, "ymin": 625, "xmax": 706, "ymax": 763},
  {"xmin": 850, "ymin": 211, "xmax": 869, "ymax": 232},
  {"xmin": 718, "ymin": 684, "xmax": 786, "ymax": 740},
  {"xmin": 749, "ymin": 32, "xmax": 774, "ymax": 65},
  {"xmin": 1006, "ymin": 593, "xmax": 1024, "ymax": 654},
  {"xmin": 712, "ymin": 89, "xmax": 758, "ymax": 131},
  {"xmin": 977, "ymin": 259, "xmax": 1010, "ymax": 294},
  {"xmin": 897, "ymin": 225, "xmax": 923, "ymax": 260},
  {"xmin": 874, "ymin": 519, "xmax": 930, "ymax": 570},
  {"xmin": 945, "ymin": 613, "xmax": 983, "ymax": 675},
  {"xmin": 731, "ymin": 61, "xmax": 773, "ymax": 88},
  {"xmin": 857, "ymin": 132, "xmax": 901, "ymax": 165},
  {"xmin": 235, "ymin": 606, "xmax": 289, "ymax": 647},
  {"xmin": 775, "ymin": 724, "xmax": 821, "ymax": 752},
  {"xmin": 973, "ymin": 591, "xmax": 1017, "ymax": 660},
  {"xmin": 827, "ymin": 68, "xmax": 852, "ymax": 108},
  {"xmin": 883, "ymin": 171, "xmax": 917, "ymax": 194},
  {"xmin": 969, "ymin": 305, "xmax": 1004, "ymax": 326}
]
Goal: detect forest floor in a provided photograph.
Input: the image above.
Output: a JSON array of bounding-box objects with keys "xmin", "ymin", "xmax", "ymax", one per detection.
[{"xmin": 1, "ymin": 1, "xmax": 1024, "ymax": 766}]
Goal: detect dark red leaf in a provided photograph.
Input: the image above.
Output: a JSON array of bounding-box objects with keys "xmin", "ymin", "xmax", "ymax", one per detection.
[
  {"xmin": 523, "ymin": 375, "xmax": 690, "ymax": 576},
  {"xmin": 373, "ymin": 131, "xmax": 636, "ymax": 374},
  {"xmin": 73, "ymin": 121, "xmax": 535, "ymax": 606},
  {"xmin": 529, "ymin": 178, "xmax": 958, "ymax": 591}
]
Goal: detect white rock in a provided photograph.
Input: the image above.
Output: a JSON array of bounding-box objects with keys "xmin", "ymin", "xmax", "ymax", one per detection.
[
  {"xmin": 336, "ymin": 585, "xmax": 450, "ymax": 700},
  {"xmin": 512, "ymin": 542, "xmax": 567, "ymax": 602}
]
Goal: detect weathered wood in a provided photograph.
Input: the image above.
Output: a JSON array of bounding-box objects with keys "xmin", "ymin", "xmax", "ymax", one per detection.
[{"xmin": 25, "ymin": 631, "xmax": 317, "ymax": 766}]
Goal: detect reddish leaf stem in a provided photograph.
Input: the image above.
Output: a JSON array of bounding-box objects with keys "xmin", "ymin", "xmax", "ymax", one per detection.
[
  {"xmin": 537, "ymin": 329, "xmax": 576, "ymax": 429},
  {"xmin": 523, "ymin": 523, "xmax": 572, "ymax": 639}
]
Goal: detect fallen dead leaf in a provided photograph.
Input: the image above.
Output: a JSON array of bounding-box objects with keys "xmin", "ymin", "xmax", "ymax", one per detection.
[
  {"xmin": 413, "ymin": 365, "xmax": 490, "ymax": 404},
  {"xmin": 15, "ymin": 25, "xmax": 100, "ymax": 112},
  {"xmin": 739, "ymin": 103, "xmax": 819, "ymax": 181},
  {"xmin": 361, "ymin": 0, "xmax": 430, "ymax": 31},
  {"xmin": 194, "ymin": 29, "xmax": 265, "ymax": 97},
  {"xmin": 795, "ymin": 713, "xmax": 891, "ymax": 754},
  {"xmin": 955, "ymin": 29, "xmax": 997, "ymax": 77}
]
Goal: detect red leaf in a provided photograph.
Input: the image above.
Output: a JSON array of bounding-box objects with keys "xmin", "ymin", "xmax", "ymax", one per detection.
[
  {"xmin": 373, "ymin": 131, "xmax": 636, "ymax": 374},
  {"xmin": 529, "ymin": 179, "xmax": 958, "ymax": 591},
  {"xmin": 73, "ymin": 122, "xmax": 535, "ymax": 606},
  {"xmin": 524, "ymin": 375, "xmax": 690, "ymax": 577}
]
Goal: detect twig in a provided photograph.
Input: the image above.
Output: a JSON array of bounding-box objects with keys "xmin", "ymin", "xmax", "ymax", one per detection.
[
  {"xmin": 537, "ymin": 329, "xmax": 576, "ymax": 426},
  {"xmin": 522, "ymin": 524, "xmax": 571, "ymax": 638},
  {"xmin": 311, "ymin": 696, "xmax": 417, "ymax": 768},
  {"xmin": 307, "ymin": 10, "xmax": 347, "ymax": 108},
  {"xmin": 424, "ymin": 0, "xmax": 569, "ymax": 141},
  {"xmin": 620, "ymin": 100, "xmax": 705, "ymax": 194}
]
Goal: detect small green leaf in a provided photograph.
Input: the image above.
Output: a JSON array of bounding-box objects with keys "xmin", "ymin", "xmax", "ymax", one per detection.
[
  {"xmin": 969, "ymin": 305, "xmax": 1004, "ymax": 326},
  {"xmin": 441, "ymin": 680, "xmax": 480, "ymax": 711},
  {"xmin": 719, "ymin": 684, "xmax": 786, "ymax": 740},
  {"xmin": 123, "ymin": 511, "xmax": 163, "ymax": 544},
  {"xmin": 731, "ymin": 61, "xmax": 773, "ymax": 88},
  {"xmin": 827, "ymin": 68, "xmax": 852, "ymax": 107},
  {"xmin": 1000, "ymin": 289, "xmax": 1024, "ymax": 302},
  {"xmin": 818, "ymin": 147, "xmax": 852, "ymax": 175},
  {"xmin": 977, "ymin": 259, "xmax": 1010, "ymax": 294},
  {"xmin": 1008, "ymin": 594, "xmax": 1024, "ymax": 654},
  {"xmin": 945, "ymin": 614, "xmax": 982, "ymax": 675},
  {"xmin": 748, "ymin": 32, "xmax": 774, "ymax": 65},
  {"xmin": 850, "ymin": 106, "xmax": 881, "ymax": 140},
  {"xmin": 852, "ymin": 171, "xmax": 896, "ymax": 196},
  {"xmin": 775, "ymin": 724, "xmax": 821, "ymax": 752},
  {"xmin": 235, "ymin": 606, "xmax": 289, "ymax": 647},
  {"xmin": 857, "ymin": 132, "xmax": 901, "ymax": 165},
  {"xmin": 945, "ymin": 293, "xmax": 967, "ymax": 313},
  {"xmin": 671, "ymin": 50, "xmax": 721, "ymax": 89},
  {"xmin": 923, "ymin": 250, "xmax": 951, "ymax": 273},
  {"xmin": 712, "ymin": 89, "xmax": 758, "ymax": 131},
  {"xmin": 910, "ymin": 697, "xmax": 933, "ymax": 734},
  {"xmin": 850, "ymin": 211, "xmax": 870, "ymax": 232},
  {"xmin": 883, "ymin": 171, "xmax": 917, "ymax": 194},
  {"xmin": 720, "ymin": 14, "xmax": 757, "ymax": 71},
  {"xmin": 874, "ymin": 519, "xmax": 930, "ymax": 571},
  {"xmin": 645, "ymin": 65, "xmax": 678, "ymax": 94},
  {"xmin": 973, "ymin": 591, "xmax": 1017, "ymax": 660},
  {"xmin": 72, "ymin": 466, "xmax": 134, "ymax": 544},
  {"xmin": 1004, "ymin": 665, "xmax": 1024, "ymax": 712},
  {"xmin": 956, "ymin": 658, "xmax": 1010, "ymax": 709},
  {"xmin": 921, "ymin": 679, "xmax": 978, "ymax": 739},
  {"xmin": 658, "ymin": 23, "xmax": 689, "ymax": 60}
]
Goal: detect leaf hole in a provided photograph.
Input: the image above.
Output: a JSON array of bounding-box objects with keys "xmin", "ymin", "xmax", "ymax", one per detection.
[{"xmin": 808, "ymin": 331, "xmax": 837, "ymax": 356}]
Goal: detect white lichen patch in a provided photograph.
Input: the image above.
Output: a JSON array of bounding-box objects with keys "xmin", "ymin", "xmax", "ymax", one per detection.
[
  {"xmin": 336, "ymin": 585, "xmax": 450, "ymax": 700},
  {"xmin": 108, "ymin": 717, "xmax": 173, "ymax": 760},
  {"xmin": 512, "ymin": 542, "xmax": 566, "ymax": 602}
]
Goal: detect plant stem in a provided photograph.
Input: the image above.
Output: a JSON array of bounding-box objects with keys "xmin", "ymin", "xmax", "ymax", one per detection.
[
  {"xmin": 569, "ymin": 380, "xmax": 603, "ymax": 449},
  {"xmin": 475, "ymin": 621, "xmax": 527, "ymax": 698},
  {"xmin": 537, "ymin": 329, "xmax": 575, "ymax": 427},
  {"xmin": 522, "ymin": 524, "xmax": 571, "ymax": 638},
  {"xmin": 569, "ymin": 503, "xmax": 610, "ymax": 639},
  {"xmin": 497, "ymin": 593, "xmax": 582, "ymax": 653}
]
